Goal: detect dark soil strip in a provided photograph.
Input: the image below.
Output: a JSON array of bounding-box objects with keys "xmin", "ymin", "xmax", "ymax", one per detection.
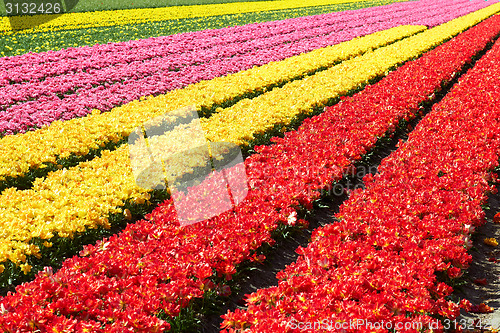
[{"xmin": 453, "ymin": 173, "xmax": 500, "ymax": 331}]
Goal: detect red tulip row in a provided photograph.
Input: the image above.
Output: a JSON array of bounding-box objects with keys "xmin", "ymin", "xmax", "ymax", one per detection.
[
  {"xmin": 1, "ymin": 15, "xmax": 500, "ymax": 332},
  {"xmin": 221, "ymin": 21, "xmax": 500, "ymax": 333}
]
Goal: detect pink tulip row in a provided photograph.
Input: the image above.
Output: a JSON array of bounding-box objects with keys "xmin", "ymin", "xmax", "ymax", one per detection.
[
  {"xmin": 0, "ymin": 0, "xmax": 479, "ymax": 88},
  {"xmin": 0, "ymin": 1, "xmax": 489, "ymax": 84},
  {"xmin": 221, "ymin": 22, "xmax": 500, "ymax": 333},
  {"xmin": 0, "ymin": 0, "xmax": 432, "ymax": 81},
  {"xmin": 0, "ymin": 6, "xmax": 429, "ymax": 108},
  {"xmin": 1, "ymin": 13, "xmax": 498, "ymax": 332},
  {"xmin": 0, "ymin": 3, "xmax": 485, "ymax": 135}
]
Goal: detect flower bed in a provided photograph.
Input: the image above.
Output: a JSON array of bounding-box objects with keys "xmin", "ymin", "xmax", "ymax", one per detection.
[
  {"xmin": 0, "ymin": 7, "xmax": 433, "ymax": 134},
  {"xmin": 0, "ymin": 24, "xmax": 424, "ymax": 181},
  {"xmin": 201, "ymin": 4, "xmax": 499, "ymax": 145},
  {"xmin": 0, "ymin": 1, "xmax": 417, "ymax": 80},
  {"xmin": 0, "ymin": 0, "xmax": 425, "ymax": 57},
  {"xmin": 221, "ymin": 19, "xmax": 500, "ymax": 333},
  {"xmin": 2, "ymin": 13, "xmax": 500, "ymax": 331},
  {"xmin": 0, "ymin": 24, "xmax": 424, "ymax": 277},
  {"xmin": 1, "ymin": 3, "xmax": 499, "ymax": 286},
  {"xmin": 0, "ymin": 1, "xmax": 495, "ymax": 181},
  {"xmin": 0, "ymin": 0, "xmax": 487, "ymax": 136}
]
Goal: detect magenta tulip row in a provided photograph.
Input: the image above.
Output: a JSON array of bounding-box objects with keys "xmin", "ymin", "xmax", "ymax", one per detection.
[
  {"xmin": 0, "ymin": 1, "xmax": 488, "ymax": 84},
  {"xmin": 0, "ymin": 7, "xmax": 429, "ymax": 108},
  {"xmin": 0, "ymin": 3, "xmax": 416, "ymax": 84},
  {"xmin": 1, "ymin": 13, "xmax": 498, "ymax": 332},
  {"xmin": 0, "ymin": 0, "xmax": 480, "ymax": 90}
]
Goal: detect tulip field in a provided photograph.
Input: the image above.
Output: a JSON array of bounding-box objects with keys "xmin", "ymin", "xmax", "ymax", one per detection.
[{"xmin": 2, "ymin": 0, "xmax": 500, "ymax": 331}]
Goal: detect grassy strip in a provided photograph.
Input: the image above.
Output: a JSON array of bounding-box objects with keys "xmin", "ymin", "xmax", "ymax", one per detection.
[{"xmin": 0, "ymin": 0, "xmax": 401, "ymax": 57}]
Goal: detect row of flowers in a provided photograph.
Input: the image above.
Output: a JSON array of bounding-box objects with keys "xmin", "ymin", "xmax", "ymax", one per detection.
[
  {"xmin": 0, "ymin": 5, "xmax": 431, "ymax": 93},
  {"xmin": 0, "ymin": 0, "xmax": 367, "ymax": 34},
  {"xmin": 1, "ymin": 1, "xmax": 467, "ymax": 137},
  {"xmin": 0, "ymin": 24, "xmax": 424, "ymax": 181},
  {"xmin": 1, "ymin": 12, "xmax": 499, "ymax": 331},
  {"xmin": 0, "ymin": 0, "xmax": 483, "ymax": 89},
  {"xmin": 221, "ymin": 22, "xmax": 500, "ymax": 333},
  {"xmin": 0, "ymin": 8, "xmax": 438, "ymax": 134},
  {"xmin": 0, "ymin": 1, "xmax": 417, "ymax": 80},
  {"xmin": 0, "ymin": 24, "xmax": 424, "ymax": 275},
  {"xmin": 0, "ymin": 1, "xmax": 405, "ymax": 58}
]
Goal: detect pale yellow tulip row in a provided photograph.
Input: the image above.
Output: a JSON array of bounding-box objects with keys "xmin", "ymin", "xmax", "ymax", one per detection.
[
  {"xmin": 2, "ymin": 4, "xmax": 500, "ymax": 269},
  {"xmin": 0, "ymin": 24, "xmax": 423, "ymax": 182},
  {"xmin": 0, "ymin": 0, "xmax": 364, "ymax": 34}
]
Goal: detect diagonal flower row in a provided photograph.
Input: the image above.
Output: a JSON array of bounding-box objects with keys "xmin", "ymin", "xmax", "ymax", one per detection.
[
  {"xmin": 0, "ymin": 0, "xmax": 368, "ymax": 34},
  {"xmin": 0, "ymin": 0, "xmax": 489, "ymax": 137},
  {"xmin": 1, "ymin": 1, "xmax": 496, "ymax": 184},
  {"xmin": 1, "ymin": 4, "xmax": 499, "ymax": 280},
  {"xmin": 2, "ymin": 13, "xmax": 500, "ymax": 331},
  {"xmin": 0, "ymin": 1, "xmax": 419, "ymax": 83},
  {"xmin": 0, "ymin": 24, "xmax": 424, "ymax": 273},
  {"xmin": 0, "ymin": 1, "xmax": 494, "ymax": 178},
  {"xmin": 0, "ymin": 0, "xmax": 485, "ymax": 75},
  {"xmin": 200, "ymin": 5, "xmax": 498, "ymax": 146},
  {"xmin": 221, "ymin": 20, "xmax": 500, "ymax": 333},
  {"xmin": 0, "ymin": 0, "xmax": 470, "ymax": 88}
]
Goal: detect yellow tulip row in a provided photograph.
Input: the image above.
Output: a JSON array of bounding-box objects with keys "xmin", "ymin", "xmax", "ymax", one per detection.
[
  {"xmin": 0, "ymin": 0, "xmax": 363, "ymax": 34},
  {"xmin": 0, "ymin": 26, "xmax": 423, "ymax": 268},
  {"xmin": 129, "ymin": 116, "xmax": 242, "ymax": 191},
  {"xmin": 0, "ymin": 25, "xmax": 424, "ymax": 182}
]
